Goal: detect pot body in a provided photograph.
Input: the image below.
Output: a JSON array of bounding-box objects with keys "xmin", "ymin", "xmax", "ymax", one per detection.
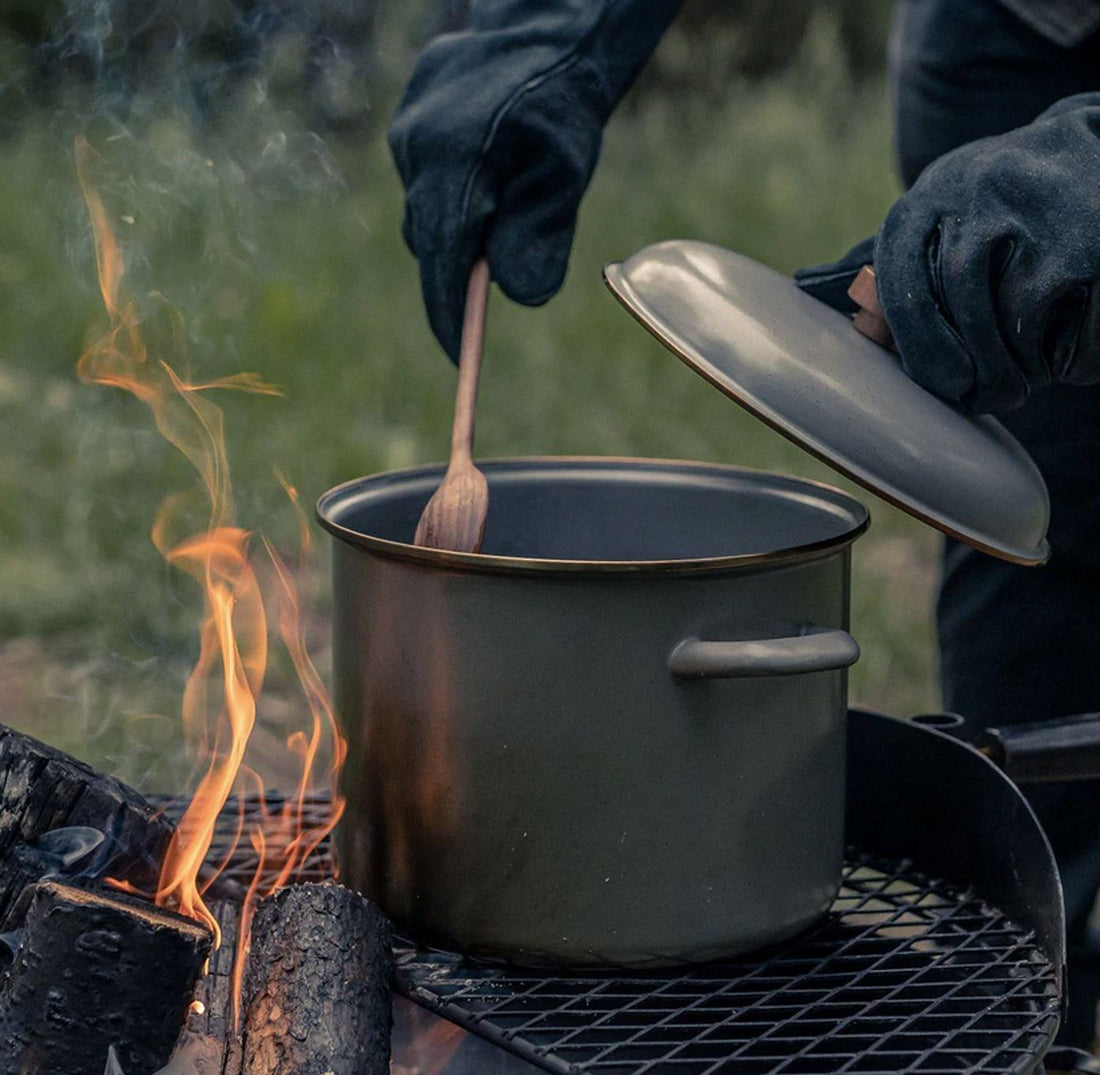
[{"xmin": 318, "ymin": 458, "xmax": 868, "ymax": 966}]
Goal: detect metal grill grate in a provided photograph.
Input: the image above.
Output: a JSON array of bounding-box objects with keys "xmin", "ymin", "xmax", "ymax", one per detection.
[
  {"xmin": 149, "ymin": 792, "xmax": 338, "ymax": 890},
  {"xmin": 395, "ymin": 851, "xmax": 1060, "ymax": 1075},
  {"xmin": 148, "ymin": 794, "xmax": 1059, "ymax": 1074}
]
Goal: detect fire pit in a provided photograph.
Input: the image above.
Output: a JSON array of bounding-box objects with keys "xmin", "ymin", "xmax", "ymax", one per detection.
[
  {"xmin": 6, "ymin": 703, "xmax": 1091, "ymax": 1073},
  {"xmin": 165, "ymin": 709, "xmax": 1096, "ymax": 1075},
  {"xmin": 153, "ymin": 768, "xmax": 1059, "ymax": 1075}
]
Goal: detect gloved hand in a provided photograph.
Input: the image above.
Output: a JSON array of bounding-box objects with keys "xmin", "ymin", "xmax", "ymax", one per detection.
[
  {"xmin": 796, "ymin": 93, "xmax": 1100, "ymax": 414},
  {"xmin": 389, "ymin": 0, "xmax": 683, "ymax": 360}
]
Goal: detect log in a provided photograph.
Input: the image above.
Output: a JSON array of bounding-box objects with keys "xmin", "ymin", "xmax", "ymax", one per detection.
[
  {"xmin": 241, "ymin": 883, "xmax": 392, "ymax": 1075},
  {"xmin": 0, "ymin": 880, "xmax": 212, "ymax": 1075},
  {"xmin": 0, "ymin": 723, "xmax": 174, "ymax": 927},
  {"xmin": 176, "ymin": 899, "xmax": 244, "ymax": 1075}
]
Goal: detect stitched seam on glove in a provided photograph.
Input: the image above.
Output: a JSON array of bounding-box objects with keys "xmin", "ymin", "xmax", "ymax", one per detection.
[
  {"xmin": 457, "ymin": 0, "xmax": 680, "ymax": 235},
  {"xmin": 1045, "ymin": 282, "xmax": 1091, "ymax": 381},
  {"xmin": 874, "ymin": 221, "xmax": 983, "ymax": 408},
  {"xmin": 459, "ymin": 53, "xmax": 586, "ymax": 229},
  {"xmin": 458, "ymin": 3, "xmax": 616, "ymax": 228}
]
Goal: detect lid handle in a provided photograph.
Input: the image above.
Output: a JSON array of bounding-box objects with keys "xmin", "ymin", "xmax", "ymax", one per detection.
[{"xmin": 848, "ymin": 266, "xmax": 896, "ymax": 351}]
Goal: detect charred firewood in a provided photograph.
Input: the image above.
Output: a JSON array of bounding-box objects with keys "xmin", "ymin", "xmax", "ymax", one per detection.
[
  {"xmin": 241, "ymin": 883, "xmax": 392, "ymax": 1075},
  {"xmin": 0, "ymin": 879, "xmax": 212, "ymax": 1075},
  {"xmin": 0, "ymin": 723, "xmax": 174, "ymax": 927},
  {"xmin": 177, "ymin": 898, "xmax": 244, "ymax": 1075}
]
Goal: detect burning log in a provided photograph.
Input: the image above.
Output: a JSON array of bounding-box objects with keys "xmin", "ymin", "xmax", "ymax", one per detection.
[
  {"xmin": 0, "ymin": 879, "xmax": 212, "ymax": 1075},
  {"xmin": 0, "ymin": 722, "xmax": 174, "ymax": 927},
  {"xmin": 241, "ymin": 883, "xmax": 392, "ymax": 1075},
  {"xmin": 177, "ymin": 899, "xmax": 245, "ymax": 1075}
]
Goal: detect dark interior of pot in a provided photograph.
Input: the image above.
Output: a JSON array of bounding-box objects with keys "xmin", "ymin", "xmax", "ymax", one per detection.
[{"xmin": 319, "ymin": 459, "xmax": 868, "ymax": 563}]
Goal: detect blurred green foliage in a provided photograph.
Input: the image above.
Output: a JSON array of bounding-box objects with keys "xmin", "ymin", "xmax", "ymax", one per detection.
[{"xmin": 0, "ymin": 4, "xmax": 937, "ymax": 792}]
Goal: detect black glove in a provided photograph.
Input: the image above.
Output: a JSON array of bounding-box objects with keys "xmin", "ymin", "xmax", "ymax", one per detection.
[
  {"xmin": 796, "ymin": 93, "xmax": 1100, "ymax": 415},
  {"xmin": 389, "ymin": 0, "xmax": 683, "ymax": 360}
]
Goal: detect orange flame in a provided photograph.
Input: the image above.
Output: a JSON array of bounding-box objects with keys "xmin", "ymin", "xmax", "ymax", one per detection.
[
  {"xmin": 76, "ymin": 134, "xmax": 345, "ymax": 1021},
  {"xmin": 156, "ymin": 528, "xmax": 264, "ymax": 939},
  {"xmin": 223, "ymin": 540, "xmax": 347, "ymax": 1017}
]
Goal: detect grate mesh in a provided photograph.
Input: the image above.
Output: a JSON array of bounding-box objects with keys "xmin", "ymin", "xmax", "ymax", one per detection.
[
  {"xmin": 149, "ymin": 792, "xmax": 338, "ymax": 891},
  {"xmin": 395, "ymin": 852, "xmax": 1059, "ymax": 1075},
  {"xmin": 148, "ymin": 794, "xmax": 1059, "ymax": 1074}
]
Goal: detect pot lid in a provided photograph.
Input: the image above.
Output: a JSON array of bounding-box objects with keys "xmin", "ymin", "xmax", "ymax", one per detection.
[{"xmin": 603, "ymin": 240, "xmax": 1050, "ymax": 566}]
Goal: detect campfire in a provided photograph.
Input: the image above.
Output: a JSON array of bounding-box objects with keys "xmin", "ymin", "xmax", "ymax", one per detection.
[
  {"xmin": 0, "ymin": 137, "xmax": 393, "ymax": 1075},
  {"xmin": 0, "ymin": 722, "xmax": 392, "ymax": 1075}
]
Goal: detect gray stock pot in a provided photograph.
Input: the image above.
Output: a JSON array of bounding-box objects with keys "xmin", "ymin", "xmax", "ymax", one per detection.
[{"xmin": 318, "ymin": 457, "xmax": 868, "ymax": 965}]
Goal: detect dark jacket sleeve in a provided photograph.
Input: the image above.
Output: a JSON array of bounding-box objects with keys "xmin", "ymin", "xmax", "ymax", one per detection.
[{"xmin": 389, "ymin": 0, "xmax": 684, "ymax": 359}]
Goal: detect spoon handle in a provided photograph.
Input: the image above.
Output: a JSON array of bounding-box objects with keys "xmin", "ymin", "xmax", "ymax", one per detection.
[{"xmin": 451, "ymin": 260, "xmax": 491, "ymax": 464}]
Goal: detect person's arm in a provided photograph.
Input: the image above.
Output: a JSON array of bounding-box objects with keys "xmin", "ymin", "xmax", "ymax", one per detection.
[
  {"xmin": 389, "ymin": 0, "xmax": 684, "ymax": 359},
  {"xmin": 797, "ymin": 92, "xmax": 1100, "ymax": 414}
]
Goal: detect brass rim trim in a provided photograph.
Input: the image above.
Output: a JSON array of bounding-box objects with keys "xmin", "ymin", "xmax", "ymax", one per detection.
[
  {"xmin": 315, "ymin": 456, "xmax": 870, "ymax": 578},
  {"xmin": 602, "ymin": 262, "xmax": 1050, "ymax": 568}
]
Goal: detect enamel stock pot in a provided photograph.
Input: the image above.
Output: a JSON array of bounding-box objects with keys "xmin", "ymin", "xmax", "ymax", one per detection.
[
  {"xmin": 318, "ymin": 458, "xmax": 867, "ymax": 965},
  {"xmin": 318, "ymin": 242, "xmax": 1054, "ymax": 967}
]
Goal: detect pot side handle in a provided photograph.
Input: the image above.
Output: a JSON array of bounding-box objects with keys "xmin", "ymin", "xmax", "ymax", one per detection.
[{"xmin": 669, "ymin": 629, "xmax": 860, "ymax": 679}]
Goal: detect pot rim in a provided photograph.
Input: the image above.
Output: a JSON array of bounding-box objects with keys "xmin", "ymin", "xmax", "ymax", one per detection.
[{"xmin": 315, "ymin": 456, "xmax": 870, "ymax": 577}]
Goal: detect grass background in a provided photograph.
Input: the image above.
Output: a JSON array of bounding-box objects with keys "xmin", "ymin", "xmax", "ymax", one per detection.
[{"xmin": 0, "ymin": 7, "xmax": 939, "ymax": 792}]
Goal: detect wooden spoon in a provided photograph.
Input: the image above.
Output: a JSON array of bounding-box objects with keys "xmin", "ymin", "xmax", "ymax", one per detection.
[{"xmin": 414, "ymin": 259, "xmax": 492, "ymax": 552}]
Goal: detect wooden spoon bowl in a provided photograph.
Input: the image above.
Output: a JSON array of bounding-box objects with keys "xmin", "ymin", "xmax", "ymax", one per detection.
[{"xmin": 415, "ymin": 462, "xmax": 489, "ymax": 552}]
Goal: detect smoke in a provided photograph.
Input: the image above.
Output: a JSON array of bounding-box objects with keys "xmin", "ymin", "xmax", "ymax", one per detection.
[
  {"xmin": 30, "ymin": 824, "xmax": 105, "ymax": 868},
  {"xmin": 0, "ymin": 929, "xmax": 21, "ymax": 961},
  {"xmin": 0, "ymin": 0, "xmax": 426, "ymax": 355},
  {"xmin": 2, "ymin": 1, "xmax": 377, "ymax": 656},
  {"xmin": 9, "ymin": 0, "xmax": 377, "ymax": 135},
  {"xmin": 0, "ymin": 0, "xmax": 449, "ymax": 405},
  {"xmin": 35, "ymin": 1, "xmax": 369, "ymax": 332},
  {"xmin": 1, "ymin": 824, "xmax": 156, "ymax": 907},
  {"xmin": 5, "ymin": 826, "xmax": 108, "ymax": 886}
]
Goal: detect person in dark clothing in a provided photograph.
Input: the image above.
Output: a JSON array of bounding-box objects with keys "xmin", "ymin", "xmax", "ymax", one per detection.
[
  {"xmin": 389, "ymin": 0, "xmax": 1100, "ymax": 1048},
  {"xmin": 882, "ymin": 0, "xmax": 1100, "ymax": 1050}
]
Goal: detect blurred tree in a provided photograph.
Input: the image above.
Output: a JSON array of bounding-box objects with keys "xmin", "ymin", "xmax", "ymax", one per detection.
[
  {"xmin": 0, "ymin": 0, "xmax": 379, "ymax": 134},
  {"xmin": 0, "ymin": 0, "xmax": 894, "ymax": 136},
  {"xmin": 836, "ymin": 0, "xmax": 895, "ymax": 76}
]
